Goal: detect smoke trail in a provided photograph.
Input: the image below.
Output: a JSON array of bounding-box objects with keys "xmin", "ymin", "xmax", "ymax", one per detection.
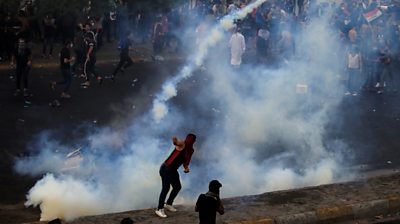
[
  {"xmin": 17, "ymin": 1, "xmax": 356, "ymax": 221},
  {"xmin": 152, "ymin": 0, "xmax": 268, "ymax": 123}
]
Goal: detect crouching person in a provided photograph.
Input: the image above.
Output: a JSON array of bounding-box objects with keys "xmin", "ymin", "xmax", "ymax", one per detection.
[{"xmin": 195, "ymin": 180, "xmax": 224, "ymax": 224}]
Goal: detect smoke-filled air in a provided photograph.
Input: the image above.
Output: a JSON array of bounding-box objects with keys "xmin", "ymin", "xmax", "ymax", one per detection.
[{"xmin": 15, "ymin": 0, "xmax": 358, "ymax": 221}]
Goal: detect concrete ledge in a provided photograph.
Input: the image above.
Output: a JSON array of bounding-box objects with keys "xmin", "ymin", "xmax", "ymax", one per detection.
[
  {"xmin": 224, "ymin": 218, "xmax": 274, "ymax": 224},
  {"xmin": 352, "ymin": 199, "xmax": 388, "ymax": 218},
  {"xmin": 224, "ymin": 195, "xmax": 400, "ymax": 224},
  {"xmin": 275, "ymin": 211, "xmax": 318, "ymax": 224}
]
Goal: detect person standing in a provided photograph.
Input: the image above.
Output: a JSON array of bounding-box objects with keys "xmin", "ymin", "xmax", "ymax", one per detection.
[
  {"xmin": 345, "ymin": 45, "xmax": 361, "ymax": 96},
  {"xmin": 229, "ymin": 27, "xmax": 246, "ymax": 68},
  {"xmin": 41, "ymin": 13, "xmax": 56, "ymax": 58},
  {"xmin": 12, "ymin": 37, "xmax": 32, "ymax": 97},
  {"xmin": 81, "ymin": 32, "xmax": 102, "ymax": 87},
  {"xmin": 50, "ymin": 40, "xmax": 75, "ymax": 98},
  {"xmin": 195, "ymin": 180, "xmax": 225, "ymax": 224},
  {"xmin": 376, "ymin": 44, "xmax": 393, "ymax": 94},
  {"xmin": 152, "ymin": 16, "xmax": 164, "ymax": 56},
  {"xmin": 155, "ymin": 133, "xmax": 197, "ymax": 218},
  {"xmin": 72, "ymin": 24, "xmax": 86, "ymax": 76}
]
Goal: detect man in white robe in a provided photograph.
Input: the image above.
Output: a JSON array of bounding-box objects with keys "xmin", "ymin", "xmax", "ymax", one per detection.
[{"xmin": 229, "ymin": 27, "xmax": 246, "ymax": 67}]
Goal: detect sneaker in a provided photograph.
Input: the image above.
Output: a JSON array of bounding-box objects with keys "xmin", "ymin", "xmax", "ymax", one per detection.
[
  {"xmin": 344, "ymin": 91, "xmax": 351, "ymax": 96},
  {"xmin": 377, "ymin": 90, "xmax": 383, "ymax": 94},
  {"xmin": 155, "ymin": 209, "xmax": 167, "ymax": 218},
  {"xmin": 14, "ymin": 89, "xmax": 21, "ymax": 96},
  {"xmin": 50, "ymin": 81, "xmax": 56, "ymax": 90},
  {"xmin": 164, "ymin": 204, "xmax": 177, "ymax": 212},
  {"xmin": 97, "ymin": 77, "xmax": 103, "ymax": 85},
  {"xmin": 81, "ymin": 81, "xmax": 90, "ymax": 86},
  {"xmin": 61, "ymin": 92, "xmax": 71, "ymax": 99},
  {"xmin": 352, "ymin": 92, "xmax": 358, "ymax": 96},
  {"xmin": 49, "ymin": 99, "xmax": 61, "ymax": 107},
  {"xmin": 375, "ymin": 82, "xmax": 380, "ymax": 88},
  {"xmin": 23, "ymin": 89, "xmax": 29, "ymax": 97}
]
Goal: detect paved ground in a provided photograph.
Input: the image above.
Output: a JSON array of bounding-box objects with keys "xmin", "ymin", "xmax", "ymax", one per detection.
[
  {"xmin": 1, "ymin": 40, "xmax": 400, "ymax": 224},
  {"xmin": 23, "ymin": 171, "xmax": 400, "ymax": 224},
  {"xmin": 0, "ymin": 40, "xmax": 182, "ymax": 224}
]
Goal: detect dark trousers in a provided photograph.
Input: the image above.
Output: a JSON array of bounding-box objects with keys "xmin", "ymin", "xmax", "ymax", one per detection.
[
  {"xmin": 42, "ymin": 36, "xmax": 54, "ymax": 55},
  {"xmin": 16, "ymin": 65, "xmax": 30, "ymax": 90},
  {"xmin": 83, "ymin": 57, "xmax": 99, "ymax": 81},
  {"xmin": 72, "ymin": 50, "xmax": 85, "ymax": 73},
  {"xmin": 153, "ymin": 37, "xmax": 164, "ymax": 55},
  {"xmin": 112, "ymin": 52, "xmax": 133, "ymax": 76},
  {"xmin": 158, "ymin": 164, "xmax": 181, "ymax": 209},
  {"xmin": 58, "ymin": 68, "xmax": 72, "ymax": 92}
]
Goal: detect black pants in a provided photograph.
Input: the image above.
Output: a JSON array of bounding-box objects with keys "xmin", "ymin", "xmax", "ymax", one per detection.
[
  {"xmin": 83, "ymin": 57, "xmax": 99, "ymax": 81},
  {"xmin": 58, "ymin": 68, "xmax": 72, "ymax": 92},
  {"xmin": 112, "ymin": 52, "xmax": 133, "ymax": 76},
  {"xmin": 72, "ymin": 50, "xmax": 85, "ymax": 73},
  {"xmin": 16, "ymin": 65, "xmax": 30, "ymax": 90},
  {"xmin": 158, "ymin": 164, "xmax": 181, "ymax": 209},
  {"xmin": 42, "ymin": 36, "xmax": 54, "ymax": 55}
]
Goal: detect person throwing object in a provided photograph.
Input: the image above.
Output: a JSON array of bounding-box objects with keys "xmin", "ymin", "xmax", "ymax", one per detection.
[{"xmin": 155, "ymin": 133, "xmax": 197, "ymax": 218}]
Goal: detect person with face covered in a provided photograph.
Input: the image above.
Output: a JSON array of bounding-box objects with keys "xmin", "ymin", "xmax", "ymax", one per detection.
[
  {"xmin": 155, "ymin": 133, "xmax": 197, "ymax": 218},
  {"xmin": 12, "ymin": 37, "xmax": 32, "ymax": 97},
  {"xmin": 195, "ymin": 180, "xmax": 224, "ymax": 224}
]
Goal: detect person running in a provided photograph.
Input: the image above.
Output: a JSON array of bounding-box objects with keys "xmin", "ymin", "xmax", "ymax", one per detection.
[
  {"xmin": 110, "ymin": 30, "xmax": 134, "ymax": 81},
  {"xmin": 155, "ymin": 133, "xmax": 197, "ymax": 218},
  {"xmin": 195, "ymin": 180, "xmax": 225, "ymax": 224},
  {"xmin": 50, "ymin": 40, "xmax": 75, "ymax": 99}
]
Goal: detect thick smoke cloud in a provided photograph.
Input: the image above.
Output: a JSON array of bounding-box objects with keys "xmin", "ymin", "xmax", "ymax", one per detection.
[{"xmin": 16, "ymin": 0, "xmax": 355, "ymax": 221}]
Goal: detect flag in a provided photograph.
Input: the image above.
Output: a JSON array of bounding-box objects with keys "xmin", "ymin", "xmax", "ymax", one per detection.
[{"xmin": 363, "ymin": 8, "xmax": 382, "ymax": 23}]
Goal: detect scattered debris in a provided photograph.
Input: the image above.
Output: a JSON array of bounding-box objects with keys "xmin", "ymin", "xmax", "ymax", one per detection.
[
  {"xmin": 49, "ymin": 99, "xmax": 61, "ymax": 107},
  {"xmin": 153, "ymin": 55, "xmax": 164, "ymax": 61},
  {"xmin": 374, "ymin": 215, "xmax": 384, "ymax": 219},
  {"xmin": 296, "ymin": 84, "xmax": 308, "ymax": 94},
  {"xmin": 212, "ymin": 108, "xmax": 221, "ymax": 113},
  {"xmin": 62, "ymin": 148, "xmax": 84, "ymax": 171},
  {"xmin": 24, "ymin": 100, "xmax": 32, "ymax": 108}
]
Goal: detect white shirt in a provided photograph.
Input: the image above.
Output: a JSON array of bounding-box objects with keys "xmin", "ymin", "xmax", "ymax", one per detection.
[
  {"xmin": 347, "ymin": 53, "xmax": 361, "ymax": 69},
  {"xmin": 229, "ymin": 32, "xmax": 246, "ymax": 66}
]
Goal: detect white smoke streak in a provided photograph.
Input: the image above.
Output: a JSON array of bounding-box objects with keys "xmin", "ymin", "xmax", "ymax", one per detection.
[{"xmin": 152, "ymin": 0, "xmax": 268, "ymax": 123}]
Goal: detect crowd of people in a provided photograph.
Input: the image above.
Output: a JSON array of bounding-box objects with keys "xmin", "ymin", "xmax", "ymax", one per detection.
[
  {"xmin": 1, "ymin": 0, "xmax": 400, "ymax": 101},
  {"xmin": 194, "ymin": 0, "xmax": 400, "ymax": 95}
]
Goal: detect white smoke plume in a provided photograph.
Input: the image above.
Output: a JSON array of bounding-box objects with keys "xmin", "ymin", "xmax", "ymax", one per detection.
[
  {"xmin": 16, "ymin": 1, "xmax": 356, "ymax": 221},
  {"xmin": 152, "ymin": 0, "xmax": 268, "ymax": 123}
]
